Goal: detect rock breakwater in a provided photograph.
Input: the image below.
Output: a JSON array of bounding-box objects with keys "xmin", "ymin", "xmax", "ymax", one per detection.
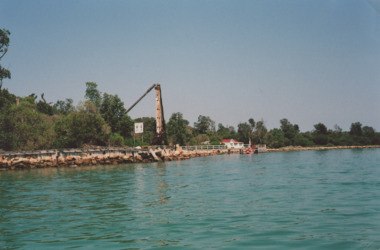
[{"xmin": 0, "ymin": 146, "xmax": 237, "ymax": 170}]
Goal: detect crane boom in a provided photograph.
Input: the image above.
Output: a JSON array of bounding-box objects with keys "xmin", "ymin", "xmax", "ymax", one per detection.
[
  {"xmin": 126, "ymin": 84, "xmax": 156, "ymax": 114},
  {"xmin": 126, "ymin": 83, "xmax": 168, "ymax": 145}
]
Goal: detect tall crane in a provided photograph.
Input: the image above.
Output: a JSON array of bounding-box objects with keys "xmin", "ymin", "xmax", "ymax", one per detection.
[{"xmin": 126, "ymin": 83, "xmax": 168, "ymax": 146}]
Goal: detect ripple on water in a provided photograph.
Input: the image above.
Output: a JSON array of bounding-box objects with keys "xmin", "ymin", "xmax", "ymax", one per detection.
[{"xmin": 1, "ymin": 150, "xmax": 380, "ymax": 249}]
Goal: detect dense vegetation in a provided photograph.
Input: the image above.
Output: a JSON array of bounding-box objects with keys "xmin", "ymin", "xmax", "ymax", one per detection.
[
  {"xmin": 1, "ymin": 28, "xmax": 379, "ymax": 151},
  {"xmin": 1, "ymin": 83, "xmax": 379, "ymax": 151},
  {"xmin": 167, "ymin": 115, "xmax": 380, "ymax": 148}
]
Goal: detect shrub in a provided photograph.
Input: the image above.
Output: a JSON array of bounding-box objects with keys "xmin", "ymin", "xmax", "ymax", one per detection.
[{"xmin": 108, "ymin": 133, "xmax": 124, "ymax": 147}]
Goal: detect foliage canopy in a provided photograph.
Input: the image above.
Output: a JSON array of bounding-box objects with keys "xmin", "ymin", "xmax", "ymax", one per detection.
[{"xmin": 0, "ymin": 28, "xmax": 11, "ymax": 89}]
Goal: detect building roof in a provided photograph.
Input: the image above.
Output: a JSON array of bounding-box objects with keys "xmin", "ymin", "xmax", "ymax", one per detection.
[{"xmin": 221, "ymin": 139, "xmax": 243, "ymax": 144}]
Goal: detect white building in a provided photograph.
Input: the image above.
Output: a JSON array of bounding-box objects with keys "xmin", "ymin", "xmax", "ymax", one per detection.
[{"xmin": 221, "ymin": 139, "xmax": 244, "ymax": 149}]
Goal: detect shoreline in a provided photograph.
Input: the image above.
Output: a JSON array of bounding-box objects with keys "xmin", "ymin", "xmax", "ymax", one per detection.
[
  {"xmin": 1, "ymin": 145, "xmax": 379, "ymax": 170},
  {"xmin": 0, "ymin": 146, "xmax": 241, "ymax": 171}
]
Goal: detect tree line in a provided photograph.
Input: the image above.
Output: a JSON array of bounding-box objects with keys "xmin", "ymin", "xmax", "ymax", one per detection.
[
  {"xmin": 1, "ymin": 82, "xmax": 379, "ymax": 151},
  {"xmin": 166, "ymin": 114, "xmax": 380, "ymax": 148},
  {"xmin": 1, "ymin": 28, "xmax": 379, "ymax": 150}
]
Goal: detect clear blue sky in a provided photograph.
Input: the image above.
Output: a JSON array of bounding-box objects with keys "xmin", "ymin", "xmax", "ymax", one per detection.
[{"xmin": 1, "ymin": 0, "xmax": 380, "ymax": 131}]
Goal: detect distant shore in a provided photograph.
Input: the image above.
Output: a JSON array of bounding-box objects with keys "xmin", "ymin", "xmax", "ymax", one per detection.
[{"xmin": 266, "ymin": 145, "xmax": 380, "ymax": 152}]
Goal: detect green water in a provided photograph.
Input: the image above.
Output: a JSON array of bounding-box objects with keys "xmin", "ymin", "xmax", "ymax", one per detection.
[{"xmin": 1, "ymin": 149, "xmax": 380, "ymax": 249}]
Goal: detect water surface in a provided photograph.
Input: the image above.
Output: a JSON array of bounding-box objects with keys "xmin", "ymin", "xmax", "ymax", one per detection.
[{"xmin": 1, "ymin": 149, "xmax": 380, "ymax": 249}]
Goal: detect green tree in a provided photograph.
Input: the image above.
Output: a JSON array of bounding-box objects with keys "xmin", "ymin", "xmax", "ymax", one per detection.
[
  {"xmin": 108, "ymin": 133, "xmax": 124, "ymax": 147},
  {"xmin": 80, "ymin": 100, "xmax": 98, "ymax": 114},
  {"xmin": 0, "ymin": 88, "xmax": 16, "ymax": 110},
  {"xmin": 54, "ymin": 107, "xmax": 110, "ymax": 148},
  {"xmin": 99, "ymin": 93, "xmax": 133, "ymax": 138},
  {"xmin": 194, "ymin": 115, "xmax": 213, "ymax": 134},
  {"xmin": 53, "ymin": 98, "xmax": 74, "ymax": 115},
  {"xmin": 248, "ymin": 118, "xmax": 255, "ymax": 129},
  {"xmin": 312, "ymin": 122, "xmax": 328, "ymax": 145},
  {"xmin": 312, "ymin": 134, "xmax": 328, "ymax": 145},
  {"xmin": 217, "ymin": 123, "xmax": 229, "ymax": 137},
  {"xmin": 362, "ymin": 126, "xmax": 375, "ymax": 138},
  {"xmin": 36, "ymin": 101, "xmax": 54, "ymax": 115},
  {"xmin": 265, "ymin": 128, "xmax": 285, "ymax": 148},
  {"xmin": 0, "ymin": 29, "xmax": 11, "ymax": 90},
  {"xmin": 313, "ymin": 123, "xmax": 328, "ymax": 135},
  {"xmin": 280, "ymin": 118, "xmax": 299, "ymax": 146},
  {"xmin": 350, "ymin": 122, "xmax": 362, "ymax": 136},
  {"xmin": 0, "ymin": 99, "xmax": 55, "ymax": 150},
  {"xmin": 253, "ymin": 120, "xmax": 267, "ymax": 144},
  {"xmin": 208, "ymin": 133, "xmax": 222, "ymax": 145},
  {"xmin": 228, "ymin": 126, "xmax": 237, "ymax": 138},
  {"xmin": 217, "ymin": 123, "xmax": 234, "ymax": 139},
  {"xmin": 36, "ymin": 94, "xmax": 54, "ymax": 116},
  {"xmin": 294, "ymin": 133, "xmax": 314, "ymax": 147},
  {"xmin": 85, "ymin": 82, "xmax": 101, "ymax": 109},
  {"xmin": 237, "ymin": 122, "xmax": 252, "ymax": 144},
  {"xmin": 167, "ymin": 112, "xmax": 191, "ymax": 145}
]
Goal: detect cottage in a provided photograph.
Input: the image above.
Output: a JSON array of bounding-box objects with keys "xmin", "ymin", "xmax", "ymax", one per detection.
[{"xmin": 221, "ymin": 139, "xmax": 244, "ymax": 149}]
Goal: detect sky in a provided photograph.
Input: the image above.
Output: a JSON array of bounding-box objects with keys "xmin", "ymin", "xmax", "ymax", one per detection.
[{"xmin": 1, "ymin": 0, "xmax": 380, "ymax": 132}]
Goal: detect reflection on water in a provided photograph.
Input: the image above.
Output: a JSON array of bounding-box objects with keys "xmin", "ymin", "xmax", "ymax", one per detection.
[{"xmin": 1, "ymin": 150, "xmax": 380, "ymax": 249}]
